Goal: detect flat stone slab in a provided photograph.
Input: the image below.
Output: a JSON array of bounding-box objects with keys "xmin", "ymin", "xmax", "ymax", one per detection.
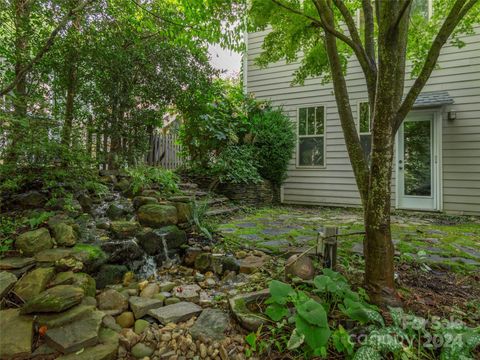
[
  {"xmin": 14, "ymin": 267, "xmax": 55, "ymax": 302},
  {"xmin": 35, "ymin": 248, "xmax": 73, "ymax": 263},
  {"xmin": 261, "ymin": 239, "xmax": 290, "ymax": 248},
  {"xmin": 190, "ymin": 309, "xmax": 230, "ymax": 341},
  {"xmin": 235, "ymin": 222, "xmax": 258, "ymax": 228},
  {"xmin": 238, "ymin": 234, "xmax": 262, "ymax": 241},
  {"xmin": 148, "ymin": 301, "xmax": 202, "ymax": 324},
  {"xmin": 239, "ymin": 255, "xmax": 268, "ymax": 274},
  {"xmin": 0, "ymin": 309, "xmax": 34, "ymax": 358},
  {"xmin": 45, "ymin": 310, "xmax": 104, "ymax": 354},
  {"xmin": 262, "ymin": 228, "xmax": 291, "ymax": 236},
  {"xmin": 172, "ymin": 284, "xmax": 201, "ymax": 302},
  {"xmin": 37, "ymin": 305, "xmax": 96, "ymax": 328},
  {"xmin": 22, "ymin": 285, "xmax": 85, "ymax": 314},
  {"xmin": 0, "ymin": 271, "xmax": 17, "ymax": 299},
  {"xmin": 129, "ymin": 296, "xmax": 164, "ymax": 319},
  {"xmin": 0, "ymin": 257, "xmax": 35, "ymax": 270}
]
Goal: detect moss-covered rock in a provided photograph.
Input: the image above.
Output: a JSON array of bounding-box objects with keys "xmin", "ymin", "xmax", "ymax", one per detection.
[
  {"xmin": 50, "ymin": 223, "xmax": 77, "ymax": 247},
  {"xmin": 51, "ymin": 272, "xmax": 96, "ymax": 297},
  {"xmin": 194, "ymin": 253, "xmax": 212, "ymax": 272},
  {"xmin": 22, "ymin": 285, "xmax": 84, "ymax": 314},
  {"xmin": 14, "ymin": 267, "xmax": 55, "ymax": 302},
  {"xmin": 16, "ymin": 227, "xmax": 54, "ymax": 256},
  {"xmin": 95, "ymin": 264, "xmax": 128, "ymax": 289},
  {"xmin": 174, "ymin": 202, "xmax": 192, "ymax": 223},
  {"xmin": 132, "ymin": 196, "xmax": 158, "ymax": 210},
  {"xmin": 71, "ymin": 244, "xmax": 107, "ymax": 273},
  {"xmin": 110, "ymin": 221, "xmax": 140, "ymax": 239},
  {"xmin": 137, "ymin": 204, "xmax": 178, "ymax": 228},
  {"xmin": 137, "ymin": 225, "xmax": 187, "ymax": 255}
]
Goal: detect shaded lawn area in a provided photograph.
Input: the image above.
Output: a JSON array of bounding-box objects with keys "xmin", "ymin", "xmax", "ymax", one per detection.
[{"xmin": 214, "ymin": 205, "xmax": 480, "ymax": 325}]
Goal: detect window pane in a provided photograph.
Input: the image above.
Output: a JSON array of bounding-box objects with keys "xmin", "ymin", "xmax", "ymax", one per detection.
[
  {"xmin": 359, "ymin": 102, "xmax": 370, "ymax": 133},
  {"xmin": 315, "ymin": 106, "xmax": 324, "ymax": 135},
  {"xmin": 299, "ymin": 137, "xmax": 324, "ymax": 166},
  {"xmin": 412, "ymin": 0, "xmax": 429, "ymax": 19},
  {"xmin": 299, "ymin": 108, "xmax": 307, "ymax": 135},
  {"xmin": 307, "ymin": 107, "xmax": 315, "ymax": 135},
  {"xmin": 360, "ymin": 134, "xmax": 372, "ymax": 163},
  {"xmin": 404, "ymin": 120, "xmax": 432, "ymax": 196}
]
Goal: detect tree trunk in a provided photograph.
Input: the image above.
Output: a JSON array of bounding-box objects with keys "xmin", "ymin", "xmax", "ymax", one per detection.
[{"xmin": 6, "ymin": 0, "xmax": 30, "ymax": 163}]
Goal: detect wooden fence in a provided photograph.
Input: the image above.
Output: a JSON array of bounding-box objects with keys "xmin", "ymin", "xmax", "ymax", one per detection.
[{"xmin": 145, "ymin": 133, "xmax": 184, "ymax": 169}]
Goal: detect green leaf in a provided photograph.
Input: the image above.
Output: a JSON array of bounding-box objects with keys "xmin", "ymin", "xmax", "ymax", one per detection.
[
  {"xmin": 295, "ymin": 315, "xmax": 331, "ymax": 350},
  {"xmin": 269, "ymin": 280, "xmax": 295, "ymax": 305},
  {"xmin": 296, "ymin": 299, "xmax": 328, "ymax": 327},
  {"xmin": 353, "ymin": 346, "xmax": 382, "ymax": 360},
  {"xmin": 287, "ymin": 328, "xmax": 305, "ymax": 350},
  {"xmin": 265, "ymin": 303, "xmax": 289, "ymax": 321},
  {"xmin": 245, "ymin": 333, "xmax": 257, "ymax": 351}
]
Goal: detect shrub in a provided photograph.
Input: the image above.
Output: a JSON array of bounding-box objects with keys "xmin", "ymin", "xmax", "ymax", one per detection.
[
  {"xmin": 252, "ymin": 108, "xmax": 295, "ymax": 186},
  {"xmin": 211, "ymin": 145, "xmax": 263, "ymax": 185},
  {"xmin": 126, "ymin": 165, "xmax": 180, "ymax": 195}
]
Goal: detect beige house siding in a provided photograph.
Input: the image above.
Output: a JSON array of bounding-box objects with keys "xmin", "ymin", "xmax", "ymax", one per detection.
[{"xmin": 246, "ymin": 27, "xmax": 480, "ymax": 215}]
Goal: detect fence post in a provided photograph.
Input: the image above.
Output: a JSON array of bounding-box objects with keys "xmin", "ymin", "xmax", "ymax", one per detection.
[{"xmin": 323, "ymin": 226, "xmax": 338, "ymax": 270}]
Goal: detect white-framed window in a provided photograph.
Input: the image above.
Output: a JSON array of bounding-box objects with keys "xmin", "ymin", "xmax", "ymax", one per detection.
[
  {"xmin": 357, "ymin": 101, "xmax": 372, "ymax": 162},
  {"xmin": 411, "ymin": 0, "xmax": 433, "ymax": 20},
  {"xmin": 297, "ymin": 105, "xmax": 326, "ymax": 167}
]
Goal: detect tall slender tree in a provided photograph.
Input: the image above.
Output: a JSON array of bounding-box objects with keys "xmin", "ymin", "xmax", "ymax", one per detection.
[{"xmin": 249, "ymin": 0, "xmax": 480, "ymax": 305}]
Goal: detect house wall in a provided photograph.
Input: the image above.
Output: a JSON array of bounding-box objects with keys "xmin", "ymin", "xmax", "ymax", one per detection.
[{"xmin": 246, "ymin": 26, "xmax": 480, "ymax": 215}]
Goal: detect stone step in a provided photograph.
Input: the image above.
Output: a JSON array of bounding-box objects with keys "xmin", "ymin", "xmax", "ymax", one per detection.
[
  {"xmin": 200, "ymin": 197, "xmax": 229, "ymax": 206},
  {"xmin": 178, "ymin": 183, "xmax": 198, "ymax": 190},
  {"xmin": 205, "ymin": 206, "xmax": 240, "ymax": 217}
]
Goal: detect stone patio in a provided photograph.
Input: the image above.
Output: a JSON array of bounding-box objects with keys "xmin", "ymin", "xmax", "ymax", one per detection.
[{"xmin": 217, "ymin": 206, "xmax": 480, "ymax": 270}]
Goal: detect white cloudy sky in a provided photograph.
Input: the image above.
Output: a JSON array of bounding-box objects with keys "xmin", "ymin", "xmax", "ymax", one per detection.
[{"xmin": 208, "ymin": 44, "xmax": 242, "ymax": 77}]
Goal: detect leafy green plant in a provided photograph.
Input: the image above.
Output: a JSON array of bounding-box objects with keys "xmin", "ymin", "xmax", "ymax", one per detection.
[
  {"xmin": 0, "ymin": 217, "xmax": 18, "ymax": 254},
  {"xmin": 126, "ymin": 165, "xmax": 180, "ymax": 195},
  {"xmin": 24, "ymin": 211, "xmax": 55, "ymax": 230},
  {"xmin": 211, "ymin": 145, "xmax": 262, "ymax": 185},
  {"xmin": 190, "ymin": 200, "xmax": 216, "ymax": 240}
]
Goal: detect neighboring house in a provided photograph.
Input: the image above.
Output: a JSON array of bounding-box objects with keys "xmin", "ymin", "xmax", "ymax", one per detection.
[{"xmin": 245, "ymin": 18, "xmax": 480, "ymax": 215}]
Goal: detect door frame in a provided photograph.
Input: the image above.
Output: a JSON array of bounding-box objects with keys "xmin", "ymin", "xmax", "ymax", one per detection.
[{"xmin": 395, "ymin": 109, "xmax": 443, "ymax": 212}]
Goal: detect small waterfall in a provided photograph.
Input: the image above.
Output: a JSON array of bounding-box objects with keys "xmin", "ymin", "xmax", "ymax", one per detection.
[
  {"xmin": 161, "ymin": 235, "xmax": 170, "ymax": 262},
  {"xmin": 137, "ymin": 254, "xmax": 158, "ymax": 280}
]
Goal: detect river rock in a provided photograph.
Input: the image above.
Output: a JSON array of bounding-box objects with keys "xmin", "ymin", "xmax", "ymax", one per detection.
[
  {"xmin": 45, "ymin": 310, "xmax": 104, "ymax": 354},
  {"xmin": 137, "ymin": 204, "xmax": 178, "ymax": 228},
  {"xmin": 14, "ymin": 267, "xmax": 55, "ymax": 301},
  {"xmin": 22, "ymin": 285, "xmax": 84, "ymax": 314},
  {"xmin": 132, "ymin": 196, "xmax": 158, "ymax": 210},
  {"xmin": 97, "ymin": 289, "xmax": 128, "ymax": 316},
  {"xmin": 159, "ymin": 281, "xmax": 176, "ymax": 292},
  {"xmin": 0, "ymin": 271, "xmax": 17, "ymax": 299},
  {"xmin": 148, "ymin": 301, "xmax": 202, "ymax": 324},
  {"xmin": 285, "ymin": 254, "xmax": 315, "ymax": 280},
  {"xmin": 172, "ymin": 284, "xmax": 201, "ymax": 302},
  {"xmin": 110, "ymin": 221, "xmax": 140, "ymax": 239},
  {"xmin": 16, "ymin": 227, "xmax": 54, "ymax": 256},
  {"xmin": 140, "ymin": 283, "xmax": 160, "ymax": 298},
  {"xmin": 95, "ymin": 264, "xmax": 128, "ymax": 289},
  {"xmin": 190, "ymin": 309, "xmax": 230, "ymax": 341},
  {"xmin": 131, "ymin": 342, "xmax": 154, "ymax": 358},
  {"xmin": 134, "ymin": 319, "xmax": 149, "ymax": 334},
  {"xmin": 116, "ymin": 311, "xmax": 135, "ymax": 328},
  {"xmin": 50, "ymin": 223, "xmax": 77, "ymax": 246},
  {"xmin": 239, "ymin": 255, "xmax": 268, "ymax": 274},
  {"xmin": 0, "ymin": 309, "xmax": 34, "ymax": 358}
]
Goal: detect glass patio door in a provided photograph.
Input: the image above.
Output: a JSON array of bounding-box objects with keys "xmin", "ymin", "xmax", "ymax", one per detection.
[{"xmin": 397, "ymin": 112, "xmax": 439, "ymax": 211}]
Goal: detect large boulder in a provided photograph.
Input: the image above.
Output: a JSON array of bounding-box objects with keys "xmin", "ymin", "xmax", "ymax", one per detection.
[
  {"xmin": 96, "ymin": 289, "xmax": 128, "ymax": 316},
  {"xmin": 22, "ymin": 285, "xmax": 85, "ymax": 314},
  {"xmin": 16, "ymin": 227, "xmax": 54, "ymax": 256},
  {"xmin": 137, "ymin": 204, "xmax": 178, "ymax": 228},
  {"xmin": 45, "ymin": 309, "xmax": 104, "ymax": 354},
  {"xmin": 71, "ymin": 244, "xmax": 107, "ymax": 273},
  {"xmin": 14, "ymin": 267, "xmax": 55, "ymax": 302},
  {"xmin": 190, "ymin": 309, "xmax": 230, "ymax": 341},
  {"xmin": 11, "ymin": 190, "xmax": 47, "ymax": 209},
  {"xmin": 132, "ymin": 196, "xmax": 158, "ymax": 210},
  {"xmin": 50, "ymin": 223, "xmax": 77, "ymax": 247},
  {"xmin": 101, "ymin": 240, "xmax": 144, "ymax": 264},
  {"xmin": 0, "ymin": 271, "xmax": 17, "ymax": 300},
  {"xmin": 137, "ymin": 226, "xmax": 187, "ymax": 256},
  {"xmin": 106, "ymin": 202, "xmax": 132, "ymax": 221},
  {"xmin": 95, "ymin": 264, "xmax": 128, "ymax": 289},
  {"xmin": 0, "ymin": 309, "xmax": 34, "ymax": 358},
  {"xmin": 110, "ymin": 221, "xmax": 140, "ymax": 239}
]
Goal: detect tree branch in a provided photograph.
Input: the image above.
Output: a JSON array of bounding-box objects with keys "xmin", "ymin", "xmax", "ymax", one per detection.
[
  {"xmin": 362, "ymin": 0, "xmax": 376, "ymax": 61},
  {"xmin": 393, "ymin": 0, "xmax": 478, "ymax": 131},
  {"xmin": 0, "ymin": 0, "xmax": 92, "ymax": 97},
  {"xmin": 390, "ymin": 0, "xmax": 413, "ymax": 36}
]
